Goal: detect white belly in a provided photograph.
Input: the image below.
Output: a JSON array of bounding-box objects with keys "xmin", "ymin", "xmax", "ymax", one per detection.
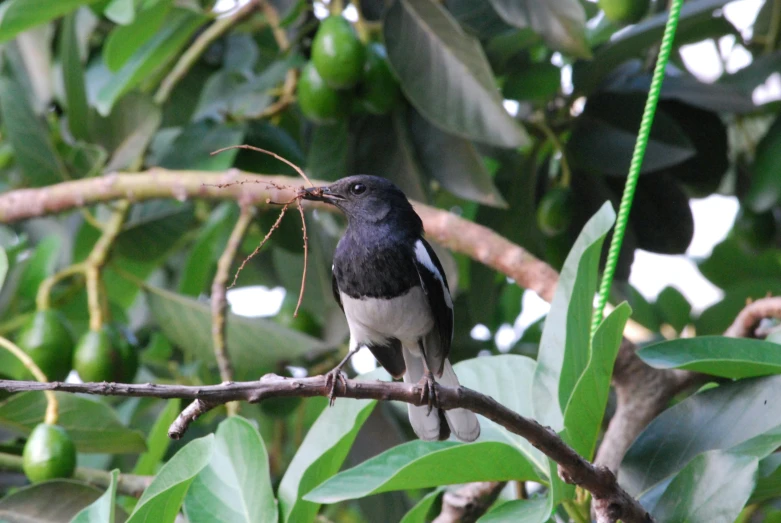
[{"xmin": 341, "ymin": 287, "xmax": 433, "ymax": 348}]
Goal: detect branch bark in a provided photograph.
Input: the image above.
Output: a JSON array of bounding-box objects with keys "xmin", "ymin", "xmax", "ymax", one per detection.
[{"xmin": 0, "ymin": 376, "xmax": 652, "ymax": 523}]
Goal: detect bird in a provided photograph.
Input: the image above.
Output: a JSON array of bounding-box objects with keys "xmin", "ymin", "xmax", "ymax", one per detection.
[{"xmin": 300, "ymin": 175, "xmax": 480, "ymax": 442}]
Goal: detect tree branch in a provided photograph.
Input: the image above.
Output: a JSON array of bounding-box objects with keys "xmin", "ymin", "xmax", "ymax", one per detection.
[
  {"xmin": 0, "ymin": 171, "xmax": 558, "ymax": 302},
  {"xmin": 433, "ymin": 482, "xmax": 507, "ymax": 523},
  {"xmin": 724, "ymin": 296, "xmax": 781, "ymax": 338},
  {"xmin": 0, "ymin": 375, "xmax": 652, "ymax": 523}
]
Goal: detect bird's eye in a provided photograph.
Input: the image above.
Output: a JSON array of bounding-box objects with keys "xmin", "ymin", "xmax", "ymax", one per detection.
[{"xmin": 350, "ymin": 183, "xmax": 366, "ymax": 195}]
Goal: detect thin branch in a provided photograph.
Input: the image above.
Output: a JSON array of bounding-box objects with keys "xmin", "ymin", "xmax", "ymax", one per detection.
[
  {"xmin": 0, "ymin": 376, "xmax": 652, "ymax": 523},
  {"xmin": 211, "ymin": 206, "xmax": 255, "ymax": 414},
  {"xmin": 0, "ymin": 451, "xmax": 152, "ymax": 498},
  {"xmin": 0, "ymin": 171, "xmax": 557, "ymax": 301},
  {"xmin": 211, "ymin": 145, "xmax": 315, "ymax": 187},
  {"xmin": 295, "ymin": 200, "xmax": 308, "ymax": 317},
  {"xmin": 154, "ymin": 0, "xmax": 260, "ymax": 104},
  {"xmin": 433, "ymin": 482, "xmax": 507, "ymax": 523},
  {"xmin": 231, "ymin": 202, "xmax": 290, "ymax": 287}
]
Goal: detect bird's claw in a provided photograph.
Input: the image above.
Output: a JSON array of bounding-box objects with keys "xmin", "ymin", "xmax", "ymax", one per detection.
[
  {"xmin": 325, "ymin": 369, "xmax": 347, "ymax": 406},
  {"xmin": 417, "ymin": 371, "xmax": 439, "ymax": 416}
]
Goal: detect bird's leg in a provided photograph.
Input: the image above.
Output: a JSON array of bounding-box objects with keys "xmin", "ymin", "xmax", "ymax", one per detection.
[
  {"xmin": 416, "ymin": 363, "xmax": 440, "ymax": 416},
  {"xmin": 324, "ymin": 343, "xmax": 359, "ymax": 406}
]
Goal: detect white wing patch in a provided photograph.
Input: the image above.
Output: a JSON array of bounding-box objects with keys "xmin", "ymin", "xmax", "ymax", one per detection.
[{"xmin": 414, "ymin": 240, "xmax": 453, "ymax": 308}]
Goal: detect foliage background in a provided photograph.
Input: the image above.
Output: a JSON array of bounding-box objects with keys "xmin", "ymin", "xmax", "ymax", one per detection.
[{"xmin": 1, "ymin": 0, "xmax": 781, "ymax": 521}]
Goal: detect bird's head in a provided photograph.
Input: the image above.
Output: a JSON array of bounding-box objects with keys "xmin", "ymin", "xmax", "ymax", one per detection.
[{"xmin": 301, "ymin": 175, "xmax": 421, "ymax": 230}]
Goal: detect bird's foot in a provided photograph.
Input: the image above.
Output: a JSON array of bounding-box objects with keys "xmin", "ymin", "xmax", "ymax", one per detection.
[
  {"xmin": 324, "ymin": 368, "xmax": 348, "ymax": 406},
  {"xmin": 417, "ymin": 371, "xmax": 440, "ymax": 416}
]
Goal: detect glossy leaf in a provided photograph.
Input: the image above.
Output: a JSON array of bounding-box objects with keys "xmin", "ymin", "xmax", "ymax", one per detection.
[
  {"xmin": 278, "ymin": 369, "xmax": 384, "ymax": 523},
  {"xmin": 567, "ymin": 93, "xmax": 695, "ymax": 177},
  {"xmin": 0, "ymin": 480, "xmax": 121, "ymax": 522},
  {"xmin": 620, "ymin": 374, "xmax": 781, "ymax": 496},
  {"xmin": 383, "ymin": 0, "xmax": 526, "ymax": 148},
  {"xmin": 651, "ymin": 450, "xmax": 757, "ymax": 523},
  {"xmin": 478, "ymin": 497, "xmax": 550, "ymax": 523},
  {"xmin": 0, "ymin": 392, "xmax": 146, "ymax": 453},
  {"xmin": 408, "ymin": 109, "xmax": 507, "ymax": 207},
  {"xmin": 72, "ymin": 469, "xmax": 120, "ymax": 523},
  {"xmin": 306, "ymin": 121, "xmax": 348, "ymax": 182},
  {"xmin": 638, "ymin": 336, "xmax": 781, "ymax": 379},
  {"xmin": 16, "ymin": 236, "xmax": 62, "ymax": 305},
  {"xmin": 305, "ymin": 440, "xmax": 540, "ymax": 503},
  {"xmin": 156, "ymin": 121, "xmax": 246, "ymax": 171},
  {"xmin": 184, "ymin": 417, "xmax": 277, "ymax": 523},
  {"xmin": 0, "ymin": 59, "xmax": 66, "ymax": 186},
  {"xmin": 697, "ymin": 236, "xmax": 781, "ymax": 289},
  {"xmin": 655, "ymin": 286, "xmax": 691, "ymax": 332},
  {"xmin": 400, "ymin": 488, "xmax": 443, "ymax": 523},
  {"xmin": 133, "ymin": 399, "xmax": 181, "ymax": 475},
  {"xmin": 533, "ymin": 202, "xmax": 616, "ymax": 430},
  {"xmin": 103, "ymin": 0, "xmax": 172, "ymax": 71},
  {"xmin": 750, "ymin": 453, "xmax": 781, "ymax": 503},
  {"xmin": 128, "ymin": 435, "xmax": 214, "ymax": 523},
  {"xmin": 96, "ymin": 8, "xmax": 206, "ymax": 115},
  {"xmin": 0, "ymin": 0, "xmax": 99, "ymax": 43},
  {"xmin": 562, "ymin": 302, "xmax": 631, "ymax": 459},
  {"xmin": 60, "ymin": 12, "xmax": 90, "ymax": 141},
  {"xmin": 115, "ymin": 201, "xmax": 195, "ymax": 261},
  {"xmin": 145, "ymin": 285, "xmax": 326, "ymax": 380},
  {"xmin": 747, "ymin": 114, "xmax": 781, "ymax": 213},
  {"xmin": 487, "ymin": 0, "xmax": 590, "ymax": 58},
  {"xmin": 178, "ymin": 203, "xmax": 238, "ymax": 296}
]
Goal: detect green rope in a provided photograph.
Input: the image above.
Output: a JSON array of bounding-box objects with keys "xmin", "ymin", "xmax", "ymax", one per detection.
[{"xmin": 591, "ymin": 0, "xmax": 684, "ymax": 336}]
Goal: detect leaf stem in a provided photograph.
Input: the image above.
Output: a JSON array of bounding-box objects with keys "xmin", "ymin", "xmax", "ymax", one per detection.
[
  {"xmin": 0, "ymin": 336, "xmax": 58, "ymax": 424},
  {"xmin": 531, "ymin": 113, "xmax": 571, "ymax": 188},
  {"xmin": 35, "ymin": 263, "xmax": 85, "ymax": 311},
  {"xmin": 154, "ymin": 0, "xmax": 260, "ymax": 104}
]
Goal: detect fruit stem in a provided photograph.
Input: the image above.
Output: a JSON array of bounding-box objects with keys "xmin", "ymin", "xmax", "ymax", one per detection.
[
  {"xmin": 85, "ymin": 201, "xmax": 130, "ymax": 331},
  {"xmin": 0, "ymin": 336, "xmax": 58, "ymax": 424},
  {"xmin": 329, "ymin": 0, "xmax": 344, "ymax": 15},
  {"xmin": 351, "ymin": 0, "xmax": 370, "ymax": 43},
  {"xmin": 531, "ymin": 113, "xmax": 571, "ymax": 188},
  {"xmin": 35, "ymin": 263, "xmax": 86, "ymax": 311}
]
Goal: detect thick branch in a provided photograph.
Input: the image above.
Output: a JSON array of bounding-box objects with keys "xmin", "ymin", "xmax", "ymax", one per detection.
[
  {"xmin": 433, "ymin": 482, "xmax": 507, "ymax": 523},
  {"xmin": 0, "ymin": 171, "xmax": 558, "ymax": 302},
  {"xmin": 0, "ymin": 376, "xmax": 650, "ymax": 523}
]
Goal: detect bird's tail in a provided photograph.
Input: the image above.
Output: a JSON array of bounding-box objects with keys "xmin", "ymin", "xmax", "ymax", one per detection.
[{"xmin": 402, "ymin": 348, "xmax": 480, "ymax": 442}]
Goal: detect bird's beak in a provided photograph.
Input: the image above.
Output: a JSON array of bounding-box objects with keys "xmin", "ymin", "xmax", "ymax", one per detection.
[{"xmin": 300, "ymin": 186, "xmax": 345, "ymax": 203}]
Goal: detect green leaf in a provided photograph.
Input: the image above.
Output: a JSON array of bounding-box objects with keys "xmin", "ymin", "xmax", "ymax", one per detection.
[
  {"xmin": 305, "ymin": 440, "xmax": 540, "ymax": 503},
  {"xmin": 573, "ymin": 0, "xmax": 733, "ymax": 93},
  {"xmin": 533, "ymin": 202, "xmax": 616, "ymax": 430},
  {"xmin": 408, "ymin": 110, "xmax": 507, "ymax": 207},
  {"xmin": 655, "ymin": 286, "xmax": 691, "ymax": 333},
  {"xmin": 478, "ymin": 497, "xmax": 550, "ymax": 523},
  {"xmin": 128, "ymin": 436, "xmax": 213, "ymax": 523},
  {"xmin": 145, "ymin": 285, "xmax": 325, "ymax": 380},
  {"xmin": 104, "ymin": 0, "xmax": 135, "ymax": 25},
  {"xmin": 750, "ymin": 454, "xmax": 781, "ymax": 503},
  {"xmin": 60, "ymin": 12, "xmax": 91, "ymax": 141},
  {"xmin": 133, "ymin": 399, "xmax": 181, "ymax": 476},
  {"xmin": 278, "ymin": 369, "xmax": 382, "ymax": 523},
  {"xmin": 96, "ymin": 8, "xmax": 206, "ymax": 115},
  {"xmin": 115, "ymin": 201, "xmax": 195, "ymax": 261},
  {"xmin": 0, "ymin": 391, "xmax": 146, "ymax": 453},
  {"xmin": 747, "ymin": 114, "xmax": 781, "ymax": 213},
  {"xmin": 72, "ymin": 469, "xmax": 120, "ymax": 523},
  {"xmin": 183, "ymin": 417, "xmax": 277, "ymax": 523},
  {"xmin": 0, "ymin": 0, "xmax": 100, "ymax": 44},
  {"xmin": 383, "ymin": 0, "xmax": 526, "ymax": 148},
  {"xmin": 156, "ymin": 121, "xmax": 246, "ymax": 170},
  {"xmin": 619, "ymin": 374, "xmax": 781, "ymax": 496},
  {"xmin": 103, "ymin": 0, "xmax": 172, "ymax": 71},
  {"xmin": 89, "ymin": 92, "xmax": 162, "ymax": 171},
  {"xmin": 400, "ymin": 488, "xmax": 443, "ymax": 523},
  {"xmin": 178, "ymin": 203, "xmax": 238, "ymax": 296},
  {"xmin": 487, "ymin": 0, "xmax": 590, "ymax": 58},
  {"xmin": 306, "ymin": 121, "xmax": 348, "ymax": 183},
  {"xmin": 562, "ymin": 302, "xmax": 631, "ymax": 459},
  {"xmin": 502, "ymin": 62, "xmax": 561, "ymax": 102},
  {"xmin": 567, "ymin": 93, "xmax": 695, "ymax": 176},
  {"xmin": 0, "ymin": 480, "xmax": 124, "ymax": 522},
  {"xmin": 651, "ymin": 450, "xmax": 757, "ymax": 523},
  {"xmin": 0, "ymin": 57, "xmax": 67, "ymax": 186},
  {"xmin": 637, "ymin": 336, "xmax": 781, "ymax": 379},
  {"xmin": 17, "ymin": 235, "xmax": 62, "ymax": 302}
]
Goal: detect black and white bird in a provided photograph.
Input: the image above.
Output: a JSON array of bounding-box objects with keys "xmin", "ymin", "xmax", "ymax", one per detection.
[{"xmin": 301, "ymin": 175, "xmax": 480, "ymax": 442}]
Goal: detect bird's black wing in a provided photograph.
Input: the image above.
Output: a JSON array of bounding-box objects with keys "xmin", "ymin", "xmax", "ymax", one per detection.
[
  {"xmin": 331, "ymin": 266, "xmax": 343, "ymax": 311},
  {"xmin": 412, "ymin": 238, "xmax": 454, "ymax": 376}
]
